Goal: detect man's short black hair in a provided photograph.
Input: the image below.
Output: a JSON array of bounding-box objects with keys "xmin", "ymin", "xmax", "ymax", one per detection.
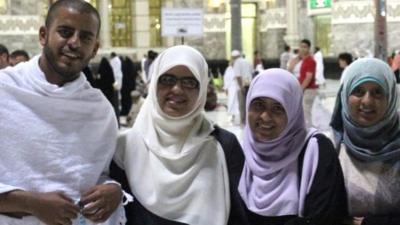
[
  {"xmin": 338, "ymin": 52, "xmax": 353, "ymax": 65},
  {"xmin": 10, "ymin": 50, "xmax": 30, "ymax": 60},
  {"xmin": 46, "ymin": 0, "xmax": 101, "ymax": 36},
  {"xmin": 0, "ymin": 44, "xmax": 9, "ymax": 56},
  {"xmin": 301, "ymin": 39, "xmax": 311, "ymax": 48},
  {"xmin": 148, "ymin": 51, "xmax": 158, "ymax": 60},
  {"xmin": 111, "ymin": 52, "xmax": 117, "ymax": 58},
  {"xmin": 284, "ymin": 45, "xmax": 290, "ymax": 51}
]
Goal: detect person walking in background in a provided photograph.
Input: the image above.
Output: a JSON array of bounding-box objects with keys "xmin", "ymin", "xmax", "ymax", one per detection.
[
  {"xmin": 391, "ymin": 50, "xmax": 400, "ymax": 83},
  {"xmin": 143, "ymin": 50, "xmax": 158, "ymax": 83},
  {"xmin": 0, "ymin": 44, "xmax": 9, "ymax": 69},
  {"xmin": 298, "ymin": 39, "xmax": 317, "ymax": 128},
  {"xmin": 314, "ymin": 46, "xmax": 326, "ymax": 87},
  {"xmin": 110, "ymin": 52, "xmax": 123, "ymax": 93},
  {"xmin": 253, "ymin": 50, "xmax": 264, "ymax": 75},
  {"xmin": 140, "ymin": 53, "xmax": 147, "ymax": 75},
  {"xmin": 280, "ymin": 45, "xmax": 291, "ymax": 70},
  {"xmin": 120, "ymin": 56, "xmax": 138, "ymax": 116},
  {"xmin": 288, "ymin": 49, "xmax": 302, "ymax": 79},
  {"xmin": 338, "ymin": 52, "xmax": 353, "ymax": 84},
  {"xmin": 223, "ymin": 61, "xmax": 240, "ymax": 124},
  {"xmin": 96, "ymin": 57, "xmax": 120, "ymax": 121},
  {"xmin": 330, "ymin": 58, "xmax": 400, "ymax": 225},
  {"xmin": 240, "ymin": 69, "xmax": 347, "ymax": 225},
  {"xmin": 232, "ymin": 49, "xmax": 253, "ymax": 124}
]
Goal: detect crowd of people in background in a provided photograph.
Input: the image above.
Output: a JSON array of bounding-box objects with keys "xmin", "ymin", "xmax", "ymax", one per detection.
[{"xmin": 3, "ymin": 37, "xmax": 399, "ymax": 130}]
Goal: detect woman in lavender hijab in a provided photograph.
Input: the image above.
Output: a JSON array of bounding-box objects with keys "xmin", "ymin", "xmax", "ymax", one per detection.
[{"xmin": 238, "ymin": 69, "xmax": 347, "ymax": 225}]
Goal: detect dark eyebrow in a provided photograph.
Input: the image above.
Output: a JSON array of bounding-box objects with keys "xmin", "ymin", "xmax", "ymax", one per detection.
[
  {"xmin": 57, "ymin": 25, "xmax": 96, "ymax": 37},
  {"xmin": 251, "ymin": 98, "xmax": 264, "ymax": 103},
  {"xmin": 57, "ymin": 25, "xmax": 74, "ymax": 30},
  {"xmin": 80, "ymin": 30, "xmax": 96, "ymax": 37}
]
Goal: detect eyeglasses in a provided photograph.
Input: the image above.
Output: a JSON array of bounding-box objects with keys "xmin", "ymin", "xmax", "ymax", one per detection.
[{"xmin": 158, "ymin": 74, "xmax": 199, "ymax": 89}]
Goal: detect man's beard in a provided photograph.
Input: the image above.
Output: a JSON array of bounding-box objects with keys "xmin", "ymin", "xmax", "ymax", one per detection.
[{"xmin": 43, "ymin": 44, "xmax": 81, "ymax": 82}]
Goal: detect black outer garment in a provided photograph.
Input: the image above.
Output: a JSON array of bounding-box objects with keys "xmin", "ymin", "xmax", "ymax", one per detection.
[
  {"xmin": 110, "ymin": 126, "xmax": 248, "ymax": 225},
  {"xmin": 110, "ymin": 130, "xmax": 348, "ymax": 225},
  {"xmin": 95, "ymin": 57, "xmax": 115, "ymax": 104},
  {"xmin": 120, "ymin": 57, "xmax": 138, "ymax": 116},
  {"xmin": 361, "ymin": 215, "xmax": 400, "ymax": 225},
  {"xmin": 245, "ymin": 134, "xmax": 348, "ymax": 225}
]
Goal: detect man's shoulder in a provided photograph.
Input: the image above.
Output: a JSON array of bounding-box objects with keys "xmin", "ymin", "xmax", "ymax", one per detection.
[
  {"xmin": 237, "ymin": 58, "xmax": 251, "ymax": 66},
  {"xmin": 307, "ymin": 55, "xmax": 316, "ymax": 62},
  {"xmin": 0, "ymin": 63, "xmax": 29, "ymax": 85},
  {"xmin": 304, "ymin": 56, "xmax": 316, "ymax": 65}
]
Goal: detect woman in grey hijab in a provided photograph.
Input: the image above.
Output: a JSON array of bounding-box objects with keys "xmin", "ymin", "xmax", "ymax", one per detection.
[{"xmin": 331, "ymin": 58, "xmax": 400, "ymax": 225}]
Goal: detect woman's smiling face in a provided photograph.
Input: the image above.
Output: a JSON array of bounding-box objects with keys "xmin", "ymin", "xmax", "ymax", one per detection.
[
  {"xmin": 248, "ymin": 97, "xmax": 288, "ymax": 141},
  {"xmin": 348, "ymin": 81, "xmax": 388, "ymax": 127},
  {"xmin": 156, "ymin": 65, "xmax": 200, "ymax": 117}
]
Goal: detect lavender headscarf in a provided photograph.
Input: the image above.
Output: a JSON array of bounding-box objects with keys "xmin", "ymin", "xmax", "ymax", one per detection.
[{"xmin": 238, "ymin": 69, "xmax": 319, "ymax": 216}]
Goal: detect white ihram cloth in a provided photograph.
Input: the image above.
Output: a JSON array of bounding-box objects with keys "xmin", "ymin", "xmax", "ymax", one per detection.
[
  {"xmin": 114, "ymin": 45, "xmax": 230, "ymax": 225},
  {"xmin": 314, "ymin": 51, "xmax": 325, "ymax": 85},
  {"xmin": 0, "ymin": 55, "xmax": 125, "ymax": 225},
  {"xmin": 110, "ymin": 56, "xmax": 123, "ymax": 90},
  {"xmin": 223, "ymin": 66, "xmax": 240, "ymax": 116}
]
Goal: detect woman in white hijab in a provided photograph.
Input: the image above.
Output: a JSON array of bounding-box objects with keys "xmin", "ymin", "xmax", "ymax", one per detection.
[{"xmin": 113, "ymin": 45, "xmax": 247, "ymax": 225}]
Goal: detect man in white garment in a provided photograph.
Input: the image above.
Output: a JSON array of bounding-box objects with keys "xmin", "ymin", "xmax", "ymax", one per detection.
[
  {"xmin": 140, "ymin": 53, "xmax": 147, "ymax": 83},
  {"xmin": 232, "ymin": 50, "xmax": 254, "ymax": 125},
  {"xmin": 313, "ymin": 46, "xmax": 325, "ymax": 87},
  {"xmin": 109, "ymin": 52, "xmax": 123, "ymax": 124},
  {"xmin": 0, "ymin": 1, "xmax": 124, "ymax": 225},
  {"xmin": 223, "ymin": 63, "xmax": 240, "ymax": 124},
  {"xmin": 280, "ymin": 45, "xmax": 291, "ymax": 70},
  {"xmin": 110, "ymin": 52, "xmax": 123, "ymax": 92}
]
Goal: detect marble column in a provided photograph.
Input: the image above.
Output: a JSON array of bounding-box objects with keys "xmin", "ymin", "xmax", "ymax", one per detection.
[
  {"xmin": 132, "ymin": 0, "xmax": 151, "ymax": 49},
  {"xmin": 98, "ymin": 0, "xmax": 111, "ymax": 49},
  {"xmin": 6, "ymin": 0, "xmax": 11, "ymax": 14},
  {"xmin": 374, "ymin": 0, "xmax": 387, "ymax": 60},
  {"xmin": 230, "ymin": 0, "xmax": 242, "ymax": 51},
  {"xmin": 284, "ymin": 0, "xmax": 300, "ymax": 49}
]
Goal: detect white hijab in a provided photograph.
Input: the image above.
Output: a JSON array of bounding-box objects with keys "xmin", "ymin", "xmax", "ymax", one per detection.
[{"xmin": 116, "ymin": 45, "xmax": 230, "ymax": 225}]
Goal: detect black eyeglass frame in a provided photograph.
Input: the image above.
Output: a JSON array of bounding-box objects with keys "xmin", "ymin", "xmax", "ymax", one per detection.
[{"xmin": 158, "ymin": 74, "xmax": 200, "ymax": 89}]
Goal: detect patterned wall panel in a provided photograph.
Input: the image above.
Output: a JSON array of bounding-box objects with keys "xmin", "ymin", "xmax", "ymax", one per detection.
[
  {"xmin": 332, "ymin": 1, "xmax": 373, "ymax": 24},
  {"xmin": 10, "ymin": 0, "xmax": 40, "ymax": 15},
  {"xmin": 260, "ymin": 29, "xmax": 286, "ymax": 59},
  {"xmin": 204, "ymin": 14, "xmax": 225, "ymax": 32},
  {"xmin": 172, "ymin": 0, "xmax": 203, "ymax": 8},
  {"xmin": 0, "ymin": 15, "xmax": 42, "ymax": 35},
  {"xmin": 331, "ymin": 1, "xmax": 400, "ymax": 24},
  {"xmin": 259, "ymin": 8, "xmax": 286, "ymax": 32}
]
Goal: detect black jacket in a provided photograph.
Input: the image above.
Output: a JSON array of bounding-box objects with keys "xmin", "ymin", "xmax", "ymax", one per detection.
[{"xmin": 110, "ymin": 126, "xmax": 248, "ymax": 225}]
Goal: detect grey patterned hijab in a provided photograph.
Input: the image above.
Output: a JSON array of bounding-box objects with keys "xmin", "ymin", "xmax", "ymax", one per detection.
[{"xmin": 330, "ymin": 58, "xmax": 400, "ymax": 162}]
